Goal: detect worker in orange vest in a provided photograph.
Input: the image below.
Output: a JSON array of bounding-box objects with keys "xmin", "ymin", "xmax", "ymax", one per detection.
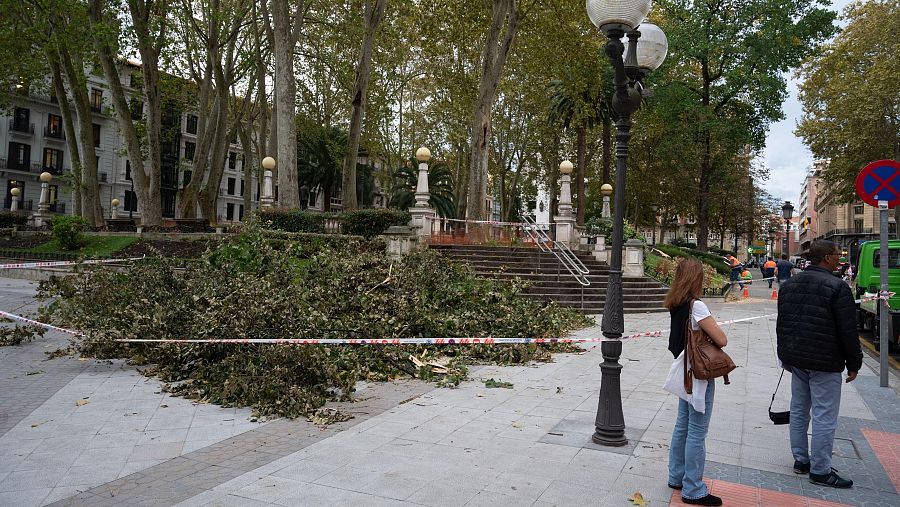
[
  {"xmin": 725, "ymin": 254, "xmax": 744, "ymax": 289},
  {"xmin": 763, "ymin": 257, "xmax": 777, "ymax": 288}
]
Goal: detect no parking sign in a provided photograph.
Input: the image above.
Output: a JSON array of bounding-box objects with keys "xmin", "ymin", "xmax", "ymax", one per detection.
[{"xmin": 855, "ymin": 160, "xmax": 900, "ymax": 208}]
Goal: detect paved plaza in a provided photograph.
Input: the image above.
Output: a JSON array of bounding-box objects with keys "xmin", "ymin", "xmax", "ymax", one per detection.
[{"xmin": 2, "ymin": 278, "xmax": 900, "ymax": 506}]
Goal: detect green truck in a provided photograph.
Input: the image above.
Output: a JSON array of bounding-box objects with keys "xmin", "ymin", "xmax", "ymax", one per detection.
[{"xmin": 855, "ymin": 239, "xmax": 900, "ymax": 349}]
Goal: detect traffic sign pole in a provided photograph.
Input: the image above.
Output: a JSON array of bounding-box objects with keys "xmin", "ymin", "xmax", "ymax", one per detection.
[{"xmin": 879, "ymin": 200, "xmax": 889, "ymax": 388}]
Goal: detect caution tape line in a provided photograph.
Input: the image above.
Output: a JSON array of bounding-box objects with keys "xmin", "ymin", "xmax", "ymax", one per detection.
[
  {"xmin": 0, "ymin": 257, "xmax": 145, "ymax": 270},
  {"xmin": 436, "ymin": 218, "xmax": 551, "ymax": 227},
  {"xmin": 0, "ymin": 310, "xmax": 84, "ymax": 336}
]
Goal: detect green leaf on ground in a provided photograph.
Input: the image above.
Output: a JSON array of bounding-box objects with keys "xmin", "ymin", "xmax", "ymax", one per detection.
[{"xmin": 484, "ymin": 378, "xmax": 514, "ymax": 389}]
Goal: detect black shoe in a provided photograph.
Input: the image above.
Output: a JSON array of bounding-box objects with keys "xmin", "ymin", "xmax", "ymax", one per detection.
[
  {"xmin": 809, "ymin": 469, "xmax": 853, "ymax": 489},
  {"xmin": 682, "ymin": 494, "xmax": 723, "ymax": 506},
  {"xmin": 793, "ymin": 460, "xmax": 810, "ymax": 474},
  {"xmin": 668, "ymin": 483, "xmax": 682, "ymax": 490}
]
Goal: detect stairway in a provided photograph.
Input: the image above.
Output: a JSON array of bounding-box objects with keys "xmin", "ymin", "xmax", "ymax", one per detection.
[{"xmin": 430, "ymin": 244, "xmax": 668, "ymax": 314}]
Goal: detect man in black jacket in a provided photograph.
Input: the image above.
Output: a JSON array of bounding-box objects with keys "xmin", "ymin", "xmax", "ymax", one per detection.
[{"xmin": 777, "ymin": 240, "xmax": 863, "ymax": 489}]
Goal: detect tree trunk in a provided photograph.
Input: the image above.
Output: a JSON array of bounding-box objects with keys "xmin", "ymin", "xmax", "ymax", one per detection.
[
  {"xmin": 576, "ymin": 124, "xmax": 586, "ymax": 226},
  {"xmin": 47, "ymin": 55, "xmax": 82, "ymax": 216},
  {"xmin": 466, "ymin": 0, "xmax": 521, "ymax": 221},
  {"xmin": 342, "ymin": 0, "xmax": 388, "ymax": 211},
  {"xmin": 602, "ymin": 119, "xmax": 611, "ymax": 184},
  {"xmin": 57, "ymin": 44, "xmax": 101, "ymax": 226},
  {"xmin": 271, "ymin": 0, "xmax": 305, "ymax": 209}
]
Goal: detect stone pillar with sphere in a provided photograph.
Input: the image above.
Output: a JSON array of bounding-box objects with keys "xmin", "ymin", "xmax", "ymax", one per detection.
[
  {"xmin": 9, "ymin": 187, "xmax": 21, "ymax": 212},
  {"xmin": 554, "ymin": 160, "xmax": 577, "ymax": 245},
  {"xmin": 111, "ymin": 198, "xmax": 120, "ymax": 219},
  {"xmin": 32, "ymin": 172, "xmax": 53, "ymax": 227},
  {"xmin": 260, "ymin": 156, "xmax": 276, "ymax": 209},
  {"xmin": 408, "ymin": 147, "xmax": 436, "ymax": 239}
]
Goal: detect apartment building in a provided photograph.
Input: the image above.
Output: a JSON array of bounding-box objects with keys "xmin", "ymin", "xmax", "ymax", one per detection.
[{"xmin": 2, "ymin": 61, "xmax": 261, "ymax": 224}]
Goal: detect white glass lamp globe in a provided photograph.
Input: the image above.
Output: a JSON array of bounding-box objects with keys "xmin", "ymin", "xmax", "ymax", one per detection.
[
  {"xmin": 11, "ymin": 187, "xmax": 20, "ymax": 197},
  {"xmin": 40, "ymin": 172, "xmax": 52, "ymax": 183},
  {"xmin": 586, "ymin": 0, "xmax": 652, "ymax": 35},
  {"xmin": 600, "ymin": 183, "xmax": 613, "ymax": 196},
  {"xmin": 111, "ymin": 198, "xmax": 120, "ymax": 207},
  {"xmin": 624, "ymin": 23, "xmax": 668, "ymax": 71},
  {"xmin": 261, "ymin": 156, "xmax": 276, "ymax": 170},
  {"xmin": 560, "ymin": 160, "xmax": 574, "ymax": 175},
  {"xmin": 416, "ymin": 147, "xmax": 431, "ymax": 162}
]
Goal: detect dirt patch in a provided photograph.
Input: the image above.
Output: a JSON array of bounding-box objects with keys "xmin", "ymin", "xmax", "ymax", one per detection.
[
  {"xmin": 0, "ymin": 234, "xmax": 51, "ymax": 250},
  {"xmin": 115, "ymin": 239, "xmax": 222, "ymax": 259}
]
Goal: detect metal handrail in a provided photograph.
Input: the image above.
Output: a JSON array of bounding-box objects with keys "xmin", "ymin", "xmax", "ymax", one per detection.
[{"xmin": 521, "ymin": 216, "xmax": 590, "ymax": 286}]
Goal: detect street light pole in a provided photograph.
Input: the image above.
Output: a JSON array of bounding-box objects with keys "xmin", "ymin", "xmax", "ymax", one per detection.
[
  {"xmin": 782, "ymin": 201, "xmax": 794, "ymax": 259},
  {"xmin": 651, "ymin": 203, "xmax": 658, "ymax": 246},
  {"xmin": 587, "ymin": 0, "xmax": 667, "ymax": 447}
]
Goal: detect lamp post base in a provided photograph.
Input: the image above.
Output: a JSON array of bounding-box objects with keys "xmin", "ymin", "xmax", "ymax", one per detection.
[{"xmin": 592, "ymin": 339, "xmax": 628, "ymax": 447}]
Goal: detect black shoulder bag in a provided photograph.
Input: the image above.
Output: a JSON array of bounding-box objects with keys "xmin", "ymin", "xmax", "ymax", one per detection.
[{"xmin": 769, "ymin": 369, "xmax": 790, "ymax": 425}]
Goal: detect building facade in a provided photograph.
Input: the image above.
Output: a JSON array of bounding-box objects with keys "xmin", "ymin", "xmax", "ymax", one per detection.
[{"xmin": 797, "ymin": 164, "xmax": 823, "ymax": 256}]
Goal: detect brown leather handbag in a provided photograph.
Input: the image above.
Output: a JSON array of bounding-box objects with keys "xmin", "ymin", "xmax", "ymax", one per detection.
[{"xmin": 683, "ymin": 301, "xmax": 737, "ymax": 394}]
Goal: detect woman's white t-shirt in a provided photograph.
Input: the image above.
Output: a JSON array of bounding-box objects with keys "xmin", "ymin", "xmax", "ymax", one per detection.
[{"xmin": 690, "ymin": 300, "xmax": 712, "ymax": 331}]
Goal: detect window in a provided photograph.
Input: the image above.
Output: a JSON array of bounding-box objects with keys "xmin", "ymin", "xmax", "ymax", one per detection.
[
  {"xmin": 42, "ymin": 148, "xmax": 63, "ymax": 172},
  {"xmin": 13, "ymin": 107, "xmax": 30, "ymax": 131},
  {"xmin": 238, "ymin": 205, "xmax": 244, "ymax": 221},
  {"xmin": 8, "ymin": 142, "xmax": 30, "ymax": 169},
  {"xmin": 124, "ymin": 190, "xmax": 137, "ymax": 212},
  {"xmin": 47, "ymin": 114, "xmax": 63, "ymax": 137},
  {"xmin": 873, "ymin": 249, "xmax": 900, "ymax": 269},
  {"xmin": 184, "ymin": 141, "xmax": 196, "ymax": 161},
  {"xmin": 853, "ymin": 204, "xmax": 864, "ymax": 215},
  {"xmin": 226, "ymin": 203, "xmax": 235, "ymax": 221},
  {"xmin": 227, "ymin": 177, "xmax": 236, "ymax": 196},
  {"xmin": 125, "ymin": 160, "xmax": 132, "ymax": 181},
  {"xmin": 129, "ymin": 98, "xmax": 143, "ymax": 120},
  {"xmin": 854, "ymin": 219, "xmax": 864, "ymax": 232},
  {"xmin": 129, "ymin": 72, "xmax": 142, "ymax": 89},
  {"xmin": 90, "ymin": 88, "xmax": 103, "ymax": 112},
  {"xmin": 239, "ymin": 179, "xmax": 245, "ymax": 197},
  {"xmin": 183, "ymin": 170, "xmax": 192, "ymax": 186},
  {"xmin": 92, "ymin": 124, "xmax": 101, "ymax": 147},
  {"xmin": 186, "ymin": 114, "xmax": 198, "ymax": 134},
  {"xmin": 308, "ymin": 189, "xmax": 317, "ymax": 208},
  {"xmin": 228, "ymin": 152, "xmax": 236, "ymax": 169}
]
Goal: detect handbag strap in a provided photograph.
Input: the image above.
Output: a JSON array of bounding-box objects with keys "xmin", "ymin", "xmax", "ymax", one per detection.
[{"xmin": 769, "ymin": 369, "xmax": 785, "ymax": 410}]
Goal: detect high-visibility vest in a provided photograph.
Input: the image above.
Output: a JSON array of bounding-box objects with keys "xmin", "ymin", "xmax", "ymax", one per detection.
[
  {"xmin": 764, "ymin": 260, "xmax": 776, "ymax": 270},
  {"xmin": 727, "ymin": 256, "xmax": 740, "ymax": 268}
]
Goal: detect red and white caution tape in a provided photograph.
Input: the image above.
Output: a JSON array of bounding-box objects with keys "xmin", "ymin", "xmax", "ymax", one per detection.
[
  {"xmin": 0, "ymin": 257, "xmax": 145, "ymax": 270},
  {"xmin": 0, "ymin": 310, "xmax": 84, "ymax": 336},
  {"xmin": 436, "ymin": 217, "xmax": 551, "ymax": 227}
]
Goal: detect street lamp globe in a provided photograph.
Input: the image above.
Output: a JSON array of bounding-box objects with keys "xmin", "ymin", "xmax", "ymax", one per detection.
[
  {"xmin": 10, "ymin": 187, "xmax": 20, "ymax": 197},
  {"xmin": 415, "ymin": 147, "xmax": 431, "ymax": 162},
  {"xmin": 261, "ymin": 156, "xmax": 276, "ymax": 171},
  {"xmin": 559, "ymin": 160, "xmax": 574, "ymax": 175},
  {"xmin": 782, "ymin": 201, "xmax": 794, "ymax": 220},
  {"xmin": 600, "ymin": 183, "xmax": 613, "ymax": 196},
  {"xmin": 111, "ymin": 198, "xmax": 120, "ymax": 207},
  {"xmin": 624, "ymin": 23, "xmax": 668, "ymax": 71},
  {"xmin": 40, "ymin": 172, "xmax": 52, "ymax": 183},
  {"xmin": 586, "ymin": 0, "xmax": 652, "ymax": 34}
]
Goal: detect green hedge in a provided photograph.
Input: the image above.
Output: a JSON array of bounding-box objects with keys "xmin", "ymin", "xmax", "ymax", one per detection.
[
  {"xmin": 258, "ymin": 208, "xmax": 411, "ymax": 239},
  {"xmin": 52, "ymin": 216, "xmax": 88, "ymax": 251},
  {"xmin": 649, "ymin": 244, "xmax": 730, "ymax": 276},
  {"xmin": 341, "ymin": 209, "xmax": 411, "ymax": 239},
  {"xmin": 256, "ymin": 209, "xmax": 327, "ymax": 233},
  {"xmin": 0, "ymin": 212, "xmax": 27, "ymax": 228}
]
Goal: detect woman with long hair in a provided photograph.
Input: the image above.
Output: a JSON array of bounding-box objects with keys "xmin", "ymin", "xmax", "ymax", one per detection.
[{"xmin": 664, "ymin": 258, "xmax": 728, "ymax": 506}]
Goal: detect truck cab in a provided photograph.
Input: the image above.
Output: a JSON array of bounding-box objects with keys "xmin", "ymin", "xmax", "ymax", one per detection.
[{"xmin": 855, "ymin": 239, "xmax": 900, "ymax": 349}]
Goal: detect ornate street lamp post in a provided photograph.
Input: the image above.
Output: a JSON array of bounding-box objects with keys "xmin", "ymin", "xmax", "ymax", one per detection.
[
  {"xmin": 587, "ymin": 0, "xmax": 668, "ymax": 447},
  {"xmin": 782, "ymin": 201, "xmax": 794, "ymax": 258}
]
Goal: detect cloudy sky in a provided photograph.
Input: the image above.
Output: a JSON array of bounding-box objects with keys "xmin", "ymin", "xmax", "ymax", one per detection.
[{"xmin": 760, "ymin": 0, "xmax": 853, "ymax": 205}]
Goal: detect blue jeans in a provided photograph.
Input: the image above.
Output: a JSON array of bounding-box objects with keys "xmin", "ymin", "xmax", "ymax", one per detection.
[
  {"xmin": 668, "ymin": 380, "xmax": 715, "ymax": 499},
  {"xmin": 790, "ymin": 368, "xmax": 842, "ymax": 475},
  {"xmin": 730, "ymin": 267, "xmax": 744, "ymax": 289}
]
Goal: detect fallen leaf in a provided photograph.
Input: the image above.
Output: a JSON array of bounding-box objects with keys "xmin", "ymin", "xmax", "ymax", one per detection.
[
  {"xmin": 628, "ymin": 491, "xmax": 648, "ymax": 506},
  {"xmin": 512, "ymin": 422, "xmax": 524, "ymax": 429},
  {"xmin": 160, "ymin": 404, "xmax": 168, "ymax": 408},
  {"xmin": 75, "ymin": 399, "xmax": 90, "ymax": 407},
  {"xmin": 30, "ymin": 420, "xmax": 51, "ymax": 428},
  {"xmin": 475, "ymin": 393, "xmax": 485, "ymax": 398},
  {"xmin": 26, "ymin": 370, "xmax": 43, "ymax": 376},
  {"xmin": 484, "ymin": 378, "xmax": 514, "ymax": 389}
]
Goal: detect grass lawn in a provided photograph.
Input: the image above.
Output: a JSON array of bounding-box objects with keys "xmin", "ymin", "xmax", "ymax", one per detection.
[{"xmin": 30, "ymin": 235, "xmax": 139, "ymax": 257}]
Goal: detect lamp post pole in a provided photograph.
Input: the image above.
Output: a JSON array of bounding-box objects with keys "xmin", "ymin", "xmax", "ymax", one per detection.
[
  {"xmin": 782, "ymin": 201, "xmax": 794, "ymax": 259},
  {"xmin": 651, "ymin": 203, "xmax": 658, "ymax": 246},
  {"xmin": 587, "ymin": 0, "xmax": 667, "ymax": 447}
]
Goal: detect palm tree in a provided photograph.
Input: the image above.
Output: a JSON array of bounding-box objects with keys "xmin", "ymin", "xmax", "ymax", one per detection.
[
  {"xmin": 388, "ymin": 157, "xmax": 456, "ymax": 218},
  {"xmin": 547, "ymin": 66, "xmax": 614, "ymax": 226},
  {"xmin": 297, "ymin": 124, "xmax": 376, "ymax": 210}
]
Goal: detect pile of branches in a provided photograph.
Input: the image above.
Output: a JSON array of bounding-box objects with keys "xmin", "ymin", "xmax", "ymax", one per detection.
[{"xmin": 37, "ymin": 229, "xmax": 589, "ymax": 419}]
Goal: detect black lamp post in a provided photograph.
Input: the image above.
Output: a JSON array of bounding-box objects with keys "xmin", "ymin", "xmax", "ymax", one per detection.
[
  {"xmin": 650, "ymin": 203, "xmax": 658, "ymax": 246},
  {"xmin": 768, "ymin": 227, "xmax": 776, "ymax": 258},
  {"xmin": 782, "ymin": 201, "xmax": 794, "ymax": 258},
  {"xmin": 587, "ymin": 0, "xmax": 668, "ymax": 447}
]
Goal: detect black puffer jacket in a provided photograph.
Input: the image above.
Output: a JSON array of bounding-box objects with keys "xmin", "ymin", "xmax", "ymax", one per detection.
[{"xmin": 777, "ymin": 265, "xmax": 863, "ymax": 373}]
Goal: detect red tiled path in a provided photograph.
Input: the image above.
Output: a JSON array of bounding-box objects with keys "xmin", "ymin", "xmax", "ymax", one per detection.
[
  {"xmin": 668, "ymin": 479, "xmax": 850, "ymax": 507},
  {"xmin": 862, "ymin": 427, "xmax": 900, "ymax": 494}
]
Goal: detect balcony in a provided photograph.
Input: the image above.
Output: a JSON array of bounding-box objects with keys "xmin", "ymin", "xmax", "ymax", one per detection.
[
  {"xmin": 8, "ymin": 119, "xmax": 34, "ymax": 135},
  {"xmin": 44, "ymin": 126, "xmax": 66, "ymax": 141},
  {"xmin": 823, "ymin": 227, "xmax": 875, "ymax": 237},
  {"xmin": 90, "ymin": 103, "xmax": 102, "ymax": 114},
  {"xmin": 42, "ymin": 165, "xmax": 65, "ymax": 175}
]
